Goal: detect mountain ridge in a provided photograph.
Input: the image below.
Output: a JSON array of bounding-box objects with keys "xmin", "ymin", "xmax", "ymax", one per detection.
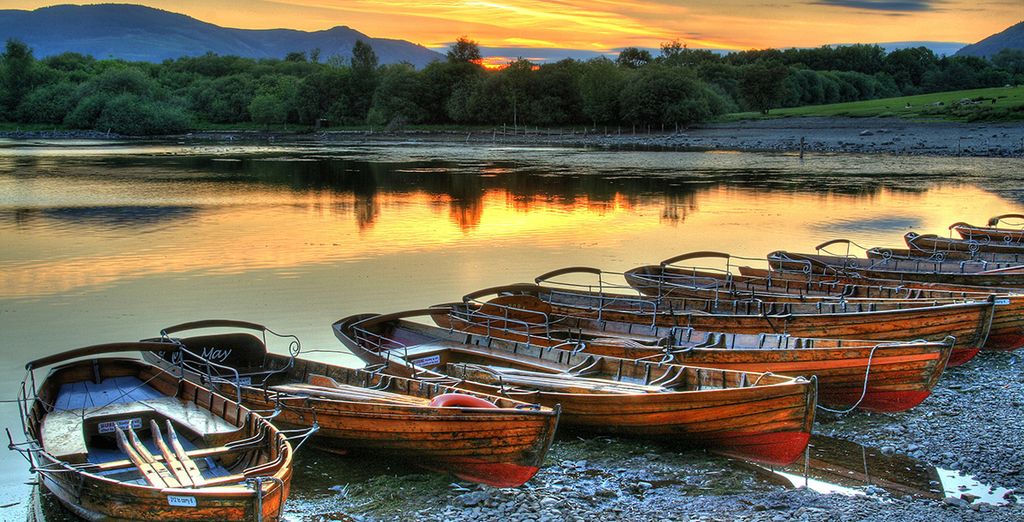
[
  {"xmin": 956, "ymin": 21, "xmax": 1024, "ymax": 58},
  {"xmin": 0, "ymin": 4, "xmax": 444, "ymax": 66}
]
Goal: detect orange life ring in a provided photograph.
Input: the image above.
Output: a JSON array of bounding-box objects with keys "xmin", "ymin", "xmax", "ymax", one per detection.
[{"xmin": 429, "ymin": 393, "xmax": 498, "ymax": 409}]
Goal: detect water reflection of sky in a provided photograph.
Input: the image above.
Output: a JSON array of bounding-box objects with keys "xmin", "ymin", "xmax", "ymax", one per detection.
[{"xmin": 2, "ymin": 146, "xmax": 1023, "ymax": 304}]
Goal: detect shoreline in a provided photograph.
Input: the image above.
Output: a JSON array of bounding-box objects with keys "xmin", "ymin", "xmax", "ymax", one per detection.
[
  {"xmin": 278, "ymin": 350, "xmax": 1024, "ymax": 522},
  {"xmin": 3, "ymin": 117, "xmax": 1023, "ymax": 158}
]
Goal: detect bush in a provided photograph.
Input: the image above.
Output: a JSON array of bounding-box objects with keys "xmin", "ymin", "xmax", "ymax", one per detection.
[
  {"xmin": 249, "ymin": 94, "xmax": 289, "ymax": 126},
  {"xmin": 92, "ymin": 94, "xmax": 191, "ymax": 135},
  {"xmin": 16, "ymin": 81, "xmax": 77, "ymax": 123},
  {"xmin": 81, "ymin": 66, "xmax": 159, "ymax": 97},
  {"xmin": 64, "ymin": 94, "xmax": 108, "ymax": 129}
]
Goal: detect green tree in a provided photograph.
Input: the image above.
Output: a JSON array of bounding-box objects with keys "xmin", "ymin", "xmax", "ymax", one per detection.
[
  {"xmin": 16, "ymin": 81, "xmax": 77, "ymax": 123},
  {"xmin": 0, "ymin": 39, "xmax": 37, "ymax": 116},
  {"xmin": 83, "ymin": 66, "xmax": 159, "ymax": 97},
  {"xmin": 445, "ymin": 78, "xmax": 479, "ymax": 122},
  {"xmin": 249, "ymin": 75, "xmax": 299, "ymax": 126},
  {"xmin": 351, "ymin": 40, "xmax": 378, "ymax": 71},
  {"xmin": 367, "ymin": 63, "xmax": 426, "ymax": 126},
  {"xmin": 619, "ymin": 66, "xmax": 724, "ymax": 128},
  {"xmin": 93, "ymin": 94, "xmax": 190, "ymax": 135},
  {"xmin": 580, "ymin": 57, "xmax": 625, "ymax": 126},
  {"xmin": 525, "ymin": 59, "xmax": 583, "ymax": 125},
  {"xmin": 660, "ymin": 40, "xmax": 684, "ymax": 59},
  {"xmin": 187, "ymin": 74, "xmax": 256, "ymax": 123},
  {"xmin": 447, "ymin": 36, "xmax": 482, "ymax": 63},
  {"xmin": 296, "ymin": 68, "xmax": 350, "ymax": 125},
  {"xmin": 883, "ymin": 47, "xmax": 938, "ymax": 93},
  {"xmin": 346, "ymin": 40, "xmax": 379, "ymax": 124},
  {"xmin": 739, "ymin": 62, "xmax": 790, "ymax": 113},
  {"xmin": 617, "ymin": 47, "xmax": 652, "ymax": 69},
  {"xmin": 419, "ymin": 60, "xmax": 484, "ymax": 122},
  {"xmin": 992, "ymin": 49, "xmax": 1024, "ymax": 76},
  {"xmin": 249, "ymin": 94, "xmax": 289, "ymax": 126}
]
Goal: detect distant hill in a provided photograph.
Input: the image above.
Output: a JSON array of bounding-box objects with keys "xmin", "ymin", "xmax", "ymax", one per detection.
[
  {"xmin": 0, "ymin": 4, "xmax": 443, "ymax": 67},
  {"xmin": 956, "ymin": 21, "xmax": 1024, "ymax": 58},
  {"xmin": 874, "ymin": 42, "xmax": 965, "ymax": 57}
]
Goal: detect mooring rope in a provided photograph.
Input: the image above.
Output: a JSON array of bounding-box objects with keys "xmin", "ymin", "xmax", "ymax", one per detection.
[{"xmin": 815, "ymin": 343, "xmax": 882, "ymax": 414}]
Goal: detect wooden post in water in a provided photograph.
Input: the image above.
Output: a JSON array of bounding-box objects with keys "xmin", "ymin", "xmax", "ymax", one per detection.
[{"xmin": 800, "ymin": 137, "xmax": 805, "ymax": 159}]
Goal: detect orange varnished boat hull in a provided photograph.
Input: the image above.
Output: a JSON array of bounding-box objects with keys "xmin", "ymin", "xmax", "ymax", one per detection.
[
  {"xmin": 734, "ymin": 266, "xmax": 1024, "ymax": 351},
  {"xmin": 525, "ymin": 285, "xmax": 990, "ymax": 367},
  {"xmin": 333, "ymin": 313, "xmax": 816, "ymax": 466},
  {"xmin": 439, "ymin": 302, "xmax": 952, "ymax": 413},
  {"xmin": 148, "ymin": 353, "xmax": 558, "ymax": 489}
]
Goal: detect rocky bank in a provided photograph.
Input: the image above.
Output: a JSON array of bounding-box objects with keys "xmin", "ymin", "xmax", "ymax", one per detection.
[{"xmin": 281, "ymin": 350, "xmax": 1024, "ymax": 522}]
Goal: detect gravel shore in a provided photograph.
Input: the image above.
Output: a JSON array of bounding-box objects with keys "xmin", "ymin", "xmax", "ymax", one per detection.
[
  {"xmin": 317, "ymin": 117, "xmax": 1024, "ymax": 158},
  {"xmin": 569, "ymin": 117, "xmax": 1024, "ymax": 158},
  {"xmin": 279, "ymin": 350, "xmax": 1024, "ymax": 522},
  {"xmin": 6, "ymin": 117, "xmax": 1023, "ymax": 158}
]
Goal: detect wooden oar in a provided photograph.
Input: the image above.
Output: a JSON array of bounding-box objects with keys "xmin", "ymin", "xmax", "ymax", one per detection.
[
  {"xmin": 493, "ymin": 366, "xmax": 667, "ymax": 392},
  {"xmin": 90, "ymin": 444, "xmax": 244, "ymax": 472},
  {"xmin": 166, "ymin": 421, "xmax": 206, "ymax": 486},
  {"xmin": 114, "ymin": 427, "xmax": 168, "ymax": 488},
  {"xmin": 271, "ymin": 383, "xmax": 429, "ymax": 405},
  {"xmin": 455, "ymin": 364, "xmax": 665, "ymax": 394},
  {"xmin": 126, "ymin": 427, "xmax": 181, "ymax": 488},
  {"xmin": 150, "ymin": 420, "xmax": 197, "ymax": 487}
]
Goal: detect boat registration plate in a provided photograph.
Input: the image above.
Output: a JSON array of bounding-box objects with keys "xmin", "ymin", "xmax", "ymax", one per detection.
[
  {"xmin": 237, "ymin": 376, "xmax": 252, "ymax": 385},
  {"xmin": 97, "ymin": 418, "xmax": 142, "ymax": 433},
  {"xmin": 412, "ymin": 355, "xmax": 441, "ymax": 367},
  {"xmin": 167, "ymin": 495, "xmax": 197, "ymax": 507},
  {"xmin": 995, "ymin": 298, "xmax": 1011, "ymax": 305}
]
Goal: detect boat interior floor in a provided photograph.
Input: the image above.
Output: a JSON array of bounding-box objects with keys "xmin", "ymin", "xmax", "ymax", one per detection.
[{"xmin": 42, "ymin": 376, "xmax": 236, "ymax": 485}]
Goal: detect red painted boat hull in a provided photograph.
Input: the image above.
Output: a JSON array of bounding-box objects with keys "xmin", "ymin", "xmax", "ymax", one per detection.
[
  {"xmin": 821, "ymin": 388, "xmax": 933, "ymax": 413},
  {"xmin": 713, "ymin": 430, "xmax": 812, "ymax": 466},
  {"xmin": 425, "ymin": 460, "xmax": 542, "ymax": 489},
  {"xmin": 948, "ymin": 346, "xmax": 981, "ymax": 367}
]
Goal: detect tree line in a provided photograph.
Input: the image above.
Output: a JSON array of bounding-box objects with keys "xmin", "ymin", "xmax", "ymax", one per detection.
[{"xmin": 0, "ymin": 36, "xmax": 1021, "ymax": 135}]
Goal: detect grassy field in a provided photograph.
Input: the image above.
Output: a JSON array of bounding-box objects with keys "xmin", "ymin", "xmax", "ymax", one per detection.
[{"xmin": 723, "ymin": 85, "xmax": 1024, "ymax": 122}]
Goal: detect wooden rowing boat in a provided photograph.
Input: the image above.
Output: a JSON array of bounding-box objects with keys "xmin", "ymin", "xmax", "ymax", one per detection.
[
  {"xmin": 899, "ymin": 232, "xmax": 1024, "ymax": 260},
  {"xmin": 733, "ymin": 265, "xmax": 1024, "ymax": 351},
  {"xmin": 768, "ymin": 243, "xmax": 1024, "ymax": 287},
  {"xmin": 332, "ymin": 309, "xmax": 816, "ymax": 466},
  {"xmin": 624, "ymin": 254, "xmax": 984, "ymax": 301},
  {"xmin": 141, "ymin": 320, "xmax": 558, "ymax": 488},
  {"xmin": 868, "ymin": 245, "xmax": 1024, "ymax": 265},
  {"xmin": 435, "ymin": 294, "xmax": 953, "ymax": 413},
  {"xmin": 14, "ymin": 343, "xmax": 294, "ymax": 521},
  {"xmin": 951, "ymin": 214, "xmax": 1024, "ymax": 243},
  {"xmin": 495, "ymin": 281, "xmax": 992, "ymax": 366},
  {"xmin": 621, "ymin": 254, "xmax": 1024, "ymax": 352}
]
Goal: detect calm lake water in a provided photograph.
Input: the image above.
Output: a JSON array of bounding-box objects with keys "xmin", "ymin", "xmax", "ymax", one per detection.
[{"xmin": 1, "ymin": 139, "xmax": 1022, "ymax": 517}]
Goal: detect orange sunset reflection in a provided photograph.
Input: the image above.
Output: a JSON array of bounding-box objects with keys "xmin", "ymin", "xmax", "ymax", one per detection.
[{"xmin": 1, "ymin": 182, "xmax": 1016, "ymax": 300}]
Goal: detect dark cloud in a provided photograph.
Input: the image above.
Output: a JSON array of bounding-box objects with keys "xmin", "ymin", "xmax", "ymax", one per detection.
[{"xmin": 812, "ymin": 0, "xmax": 943, "ymax": 11}]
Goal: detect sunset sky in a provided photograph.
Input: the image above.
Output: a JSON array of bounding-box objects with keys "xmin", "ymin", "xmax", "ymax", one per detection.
[{"xmin": 0, "ymin": 1, "xmax": 1018, "ymax": 53}]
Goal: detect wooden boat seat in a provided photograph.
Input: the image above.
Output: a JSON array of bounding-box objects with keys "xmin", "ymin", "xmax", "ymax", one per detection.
[
  {"xmin": 399, "ymin": 341, "xmax": 465, "ymax": 359},
  {"xmin": 42, "ymin": 397, "xmax": 239, "ymax": 464}
]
